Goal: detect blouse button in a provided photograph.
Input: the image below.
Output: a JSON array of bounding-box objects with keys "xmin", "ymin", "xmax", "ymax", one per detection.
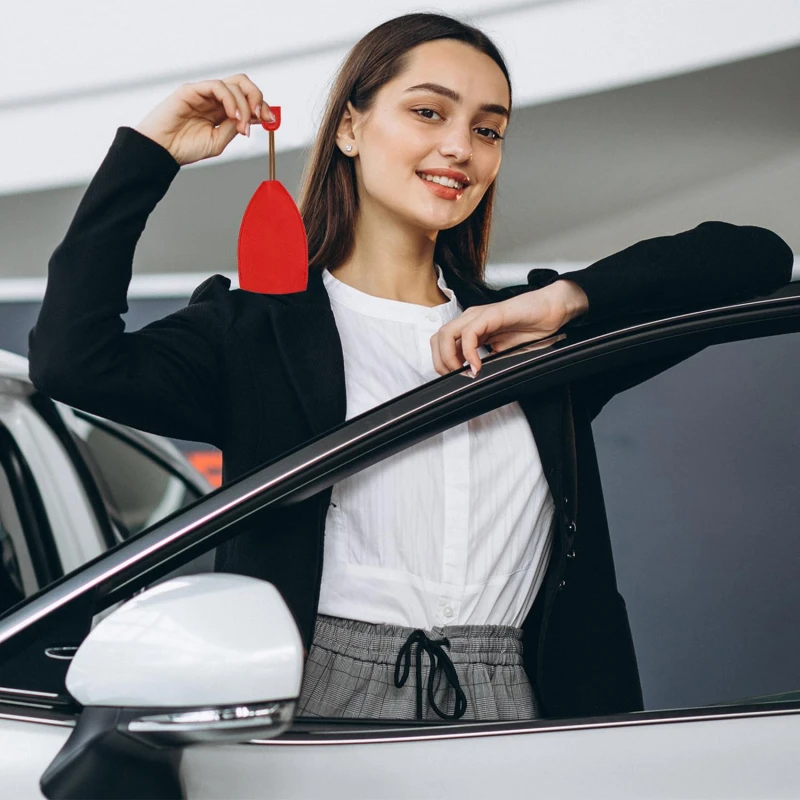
[{"xmin": 443, "ymin": 606, "xmax": 454, "ymax": 618}]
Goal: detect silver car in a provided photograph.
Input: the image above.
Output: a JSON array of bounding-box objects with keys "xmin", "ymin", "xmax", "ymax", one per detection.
[{"xmin": 0, "ymin": 347, "xmax": 212, "ymax": 616}]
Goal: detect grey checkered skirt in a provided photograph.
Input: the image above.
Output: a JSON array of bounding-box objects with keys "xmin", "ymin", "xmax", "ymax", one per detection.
[{"xmin": 297, "ymin": 614, "xmax": 539, "ymax": 721}]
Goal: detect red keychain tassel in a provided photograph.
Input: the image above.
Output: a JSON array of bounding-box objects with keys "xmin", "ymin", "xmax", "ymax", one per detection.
[{"xmin": 237, "ymin": 107, "xmax": 309, "ymax": 294}]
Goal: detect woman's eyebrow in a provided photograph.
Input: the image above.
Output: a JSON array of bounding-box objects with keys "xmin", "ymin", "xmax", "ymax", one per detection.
[{"xmin": 404, "ymin": 82, "xmax": 509, "ymax": 118}]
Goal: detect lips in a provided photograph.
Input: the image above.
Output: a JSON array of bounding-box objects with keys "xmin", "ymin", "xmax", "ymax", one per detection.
[
  {"xmin": 417, "ymin": 174, "xmax": 464, "ymax": 200},
  {"xmin": 416, "ymin": 171, "xmax": 469, "ymax": 200},
  {"xmin": 417, "ymin": 172, "xmax": 465, "ymax": 190}
]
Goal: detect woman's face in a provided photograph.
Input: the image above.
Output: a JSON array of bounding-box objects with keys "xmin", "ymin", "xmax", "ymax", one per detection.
[{"xmin": 341, "ymin": 39, "xmax": 510, "ymax": 235}]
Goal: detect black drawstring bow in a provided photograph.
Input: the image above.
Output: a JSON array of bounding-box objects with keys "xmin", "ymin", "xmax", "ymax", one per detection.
[{"xmin": 393, "ymin": 629, "xmax": 468, "ymax": 720}]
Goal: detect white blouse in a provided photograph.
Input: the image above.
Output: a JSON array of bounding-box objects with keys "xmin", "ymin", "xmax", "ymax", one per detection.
[{"xmin": 317, "ymin": 265, "xmax": 554, "ymax": 630}]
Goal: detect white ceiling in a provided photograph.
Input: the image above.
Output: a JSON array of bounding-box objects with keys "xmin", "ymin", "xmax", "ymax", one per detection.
[
  {"xmin": 3, "ymin": 0, "xmax": 800, "ymax": 195},
  {"xmin": 2, "ymin": 43, "xmax": 797, "ymax": 284}
]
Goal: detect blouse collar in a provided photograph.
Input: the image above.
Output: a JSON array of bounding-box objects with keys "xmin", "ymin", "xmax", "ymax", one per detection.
[{"xmin": 321, "ymin": 264, "xmax": 461, "ymax": 325}]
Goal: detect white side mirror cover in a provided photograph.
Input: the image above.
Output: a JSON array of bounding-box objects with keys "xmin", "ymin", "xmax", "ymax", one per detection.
[{"xmin": 67, "ymin": 574, "xmax": 304, "ymax": 708}]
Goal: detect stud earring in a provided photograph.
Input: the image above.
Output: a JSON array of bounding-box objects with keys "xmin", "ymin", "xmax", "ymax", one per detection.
[{"xmin": 345, "ymin": 145, "xmax": 353, "ymax": 152}]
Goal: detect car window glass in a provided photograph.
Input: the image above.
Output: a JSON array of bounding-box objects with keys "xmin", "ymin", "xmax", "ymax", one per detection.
[
  {"xmin": 295, "ymin": 391, "xmax": 555, "ymax": 721},
  {"xmin": 0, "ymin": 464, "xmax": 33, "ymax": 614},
  {"xmin": 592, "ymin": 331, "xmax": 800, "ymax": 711},
  {"xmin": 68, "ymin": 418, "xmax": 202, "ymax": 538},
  {"xmin": 6, "ymin": 325, "xmax": 800, "ymax": 725}
]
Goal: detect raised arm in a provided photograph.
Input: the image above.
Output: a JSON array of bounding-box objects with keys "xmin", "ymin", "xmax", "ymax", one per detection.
[{"xmin": 29, "ymin": 76, "xmax": 275, "ymax": 447}]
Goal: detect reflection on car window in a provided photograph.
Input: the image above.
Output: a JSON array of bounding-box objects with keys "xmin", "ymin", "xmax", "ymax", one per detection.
[
  {"xmin": 295, "ymin": 394, "xmax": 552, "ymax": 721},
  {"xmin": 0, "ymin": 482, "xmax": 27, "ymax": 614},
  {"xmin": 0, "ymin": 465, "xmax": 31, "ymax": 614},
  {"xmin": 69, "ymin": 418, "xmax": 201, "ymax": 538},
  {"xmin": 593, "ymin": 332, "xmax": 800, "ymax": 711}
]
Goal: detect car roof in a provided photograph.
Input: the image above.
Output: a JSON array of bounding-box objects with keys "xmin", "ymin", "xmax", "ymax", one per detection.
[
  {"xmin": 0, "ymin": 348, "xmax": 31, "ymax": 380},
  {"xmin": 0, "ymin": 347, "xmax": 210, "ymax": 492}
]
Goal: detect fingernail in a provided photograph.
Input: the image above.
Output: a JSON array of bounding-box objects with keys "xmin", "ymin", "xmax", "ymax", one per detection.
[
  {"xmin": 254, "ymin": 104, "xmax": 261, "ymax": 118},
  {"xmin": 246, "ymin": 123, "xmax": 251, "ymax": 137},
  {"xmin": 235, "ymin": 109, "xmax": 241, "ymax": 121},
  {"xmin": 266, "ymin": 106, "xmax": 276, "ymax": 122}
]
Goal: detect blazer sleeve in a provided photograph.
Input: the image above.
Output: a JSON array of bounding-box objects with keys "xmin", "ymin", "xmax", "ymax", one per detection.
[
  {"xmin": 504, "ymin": 222, "xmax": 794, "ymax": 419},
  {"xmin": 540, "ymin": 221, "xmax": 794, "ymax": 326},
  {"xmin": 28, "ymin": 127, "xmax": 234, "ymax": 448}
]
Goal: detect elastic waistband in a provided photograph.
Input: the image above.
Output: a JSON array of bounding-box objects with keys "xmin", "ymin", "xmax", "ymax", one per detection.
[{"xmin": 312, "ymin": 614, "xmax": 524, "ymax": 666}]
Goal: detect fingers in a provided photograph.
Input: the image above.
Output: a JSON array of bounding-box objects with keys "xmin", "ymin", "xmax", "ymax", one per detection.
[
  {"xmin": 190, "ymin": 79, "xmax": 243, "ymax": 130},
  {"xmin": 430, "ymin": 295, "xmax": 561, "ymax": 379},
  {"xmin": 431, "ymin": 312, "xmax": 487, "ymax": 377},
  {"xmin": 460, "ymin": 329, "xmax": 482, "ymax": 375},
  {"xmin": 224, "ymin": 73, "xmax": 276, "ymax": 127},
  {"xmin": 225, "ymin": 81, "xmax": 254, "ymax": 136},
  {"xmin": 192, "ymin": 75, "xmax": 273, "ymax": 137},
  {"xmin": 435, "ymin": 322, "xmax": 469, "ymax": 374}
]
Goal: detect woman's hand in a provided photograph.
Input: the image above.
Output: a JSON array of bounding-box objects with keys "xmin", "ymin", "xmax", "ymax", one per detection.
[
  {"xmin": 134, "ymin": 74, "xmax": 274, "ymax": 166},
  {"xmin": 430, "ymin": 279, "xmax": 589, "ymax": 377}
]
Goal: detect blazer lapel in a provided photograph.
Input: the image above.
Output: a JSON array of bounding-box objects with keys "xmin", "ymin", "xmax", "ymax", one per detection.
[
  {"xmin": 517, "ymin": 387, "xmax": 567, "ymax": 505},
  {"xmin": 269, "ymin": 267, "xmax": 347, "ymax": 438}
]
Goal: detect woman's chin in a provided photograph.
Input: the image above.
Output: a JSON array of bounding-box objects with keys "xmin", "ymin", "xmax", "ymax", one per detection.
[{"xmin": 404, "ymin": 209, "xmax": 469, "ymax": 234}]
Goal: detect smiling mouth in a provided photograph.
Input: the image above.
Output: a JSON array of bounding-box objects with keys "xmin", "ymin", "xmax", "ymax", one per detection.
[{"xmin": 416, "ymin": 172, "xmax": 468, "ymax": 190}]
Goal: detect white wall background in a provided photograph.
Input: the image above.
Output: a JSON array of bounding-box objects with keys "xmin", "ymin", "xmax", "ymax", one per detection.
[{"xmin": 2, "ymin": 0, "xmax": 799, "ymax": 283}]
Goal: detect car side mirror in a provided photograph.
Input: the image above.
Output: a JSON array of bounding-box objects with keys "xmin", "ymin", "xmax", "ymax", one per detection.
[{"xmin": 41, "ymin": 574, "xmax": 304, "ymax": 800}]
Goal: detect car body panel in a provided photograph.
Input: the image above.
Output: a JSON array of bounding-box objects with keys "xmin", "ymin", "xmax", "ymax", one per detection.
[
  {"xmin": 0, "ymin": 714, "xmax": 71, "ymax": 800},
  {"xmin": 182, "ymin": 710, "xmax": 800, "ymax": 799}
]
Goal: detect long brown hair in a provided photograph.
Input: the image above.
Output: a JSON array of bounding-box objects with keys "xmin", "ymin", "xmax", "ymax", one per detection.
[{"xmin": 298, "ymin": 13, "xmax": 512, "ymax": 295}]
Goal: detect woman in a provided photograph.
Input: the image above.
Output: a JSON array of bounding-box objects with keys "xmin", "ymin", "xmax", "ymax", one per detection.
[{"xmin": 28, "ymin": 13, "xmax": 793, "ymax": 722}]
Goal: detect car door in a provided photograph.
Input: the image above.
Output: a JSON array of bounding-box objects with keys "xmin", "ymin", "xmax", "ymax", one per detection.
[
  {"xmin": 180, "ymin": 294, "xmax": 800, "ymax": 800},
  {"xmin": 1, "ymin": 287, "xmax": 800, "ymax": 799}
]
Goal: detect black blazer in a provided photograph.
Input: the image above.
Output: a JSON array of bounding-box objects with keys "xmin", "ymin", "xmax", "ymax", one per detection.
[{"xmin": 28, "ymin": 127, "xmax": 794, "ymax": 718}]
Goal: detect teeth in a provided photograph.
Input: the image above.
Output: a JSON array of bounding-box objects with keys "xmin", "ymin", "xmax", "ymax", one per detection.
[{"xmin": 419, "ymin": 173, "xmax": 463, "ymax": 190}]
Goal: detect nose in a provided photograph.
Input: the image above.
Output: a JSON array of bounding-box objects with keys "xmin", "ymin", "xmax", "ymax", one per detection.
[{"xmin": 438, "ymin": 123, "xmax": 472, "ymax": 164}]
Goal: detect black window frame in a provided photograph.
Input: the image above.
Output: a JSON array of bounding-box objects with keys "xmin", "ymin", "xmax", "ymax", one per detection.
[
  {"xmin": 2, "ymin": 291, "xmax": 800, "ymax": 737},
  {"xmin": 0, "ymin": 421, "xmax": 62, "ymax": 592}
]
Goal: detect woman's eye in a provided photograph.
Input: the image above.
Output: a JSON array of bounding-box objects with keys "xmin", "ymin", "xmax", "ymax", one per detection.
[
  {"xmin": 415, "ymin": 108, "xmax": 442, "ymax": 121},
  {"xmin": 475, "ymin": 127, "xmax": 504, "ymax": 141}
]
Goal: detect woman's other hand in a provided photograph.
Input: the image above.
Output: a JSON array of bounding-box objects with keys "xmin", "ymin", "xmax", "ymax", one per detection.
[
  {"xmin": 134, "ymin": 74, "xmax": 275, "ymax": 166},
  {"xmin": 430, "ymin": 280, "xmax": 589, "ymax": 377}
]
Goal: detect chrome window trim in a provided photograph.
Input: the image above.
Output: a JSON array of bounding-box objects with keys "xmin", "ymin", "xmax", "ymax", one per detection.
[
  {"xmin": 2, "ymin": 293, "xmax": 800, "ymax": 653},
  {"xmin": 1, "ymin": 701, "xmax": 798, "ymax": 740},
  {"xmin": 254, "ymin": 702, "xmax": 800, "ymax": 746},
  {"xmin": 0, "ymin": 711, "xmax": 74, "ymax": 727},
  {"xmin": 0, "ymin": 686, "xmax": 77, "ymax": 713},
  {"xmin": 0, "ymin": 685, "xmax": 61, "ymax": 699}
]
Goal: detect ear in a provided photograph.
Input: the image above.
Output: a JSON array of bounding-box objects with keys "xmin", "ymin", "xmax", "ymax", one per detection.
[{"xmin": 336, "ymin": 101, "xmax": 359, "ymax": 156}]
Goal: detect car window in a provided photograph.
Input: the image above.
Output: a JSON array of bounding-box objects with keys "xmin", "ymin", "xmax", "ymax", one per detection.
[
  {"xmin": 592, "ymin": 331, "xmax": 800, "ymax": 712},
  {"xmin": 68, "ymin": 417, "xmax": 202, "ymax": 539},
  {"xmin": 0, "ymin": 464, "xmax": 33, "ymax": 614},
  {"xmin": 0, "ymin": 420, "xmax": 62, "ymax": 616},
  {"xmin": 4, "ymin": 315, "xmax": 800, "ymax": 727}
]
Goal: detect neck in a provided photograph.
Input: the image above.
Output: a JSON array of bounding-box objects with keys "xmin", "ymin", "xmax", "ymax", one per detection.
[{"xmin": 329, "ymin": 205, "xmax": 449, "ymax": 307}]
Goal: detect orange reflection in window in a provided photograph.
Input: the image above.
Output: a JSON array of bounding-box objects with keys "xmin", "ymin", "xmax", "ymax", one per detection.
[{"xmin": 187, "ymin": 451, "xmax": 222, "ymax": 488}]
